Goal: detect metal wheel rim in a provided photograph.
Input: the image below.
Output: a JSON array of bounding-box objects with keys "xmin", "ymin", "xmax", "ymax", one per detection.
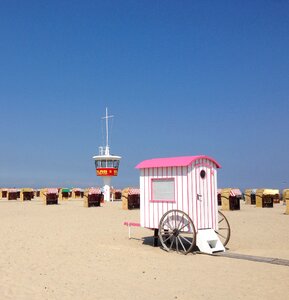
[
  {"xmin": 215, "ymin": 210, "xmax": 231, "ymax": 246},
  {"xmin": 158, "ymin": 209, "xmax": 196, "ymax": 255}
]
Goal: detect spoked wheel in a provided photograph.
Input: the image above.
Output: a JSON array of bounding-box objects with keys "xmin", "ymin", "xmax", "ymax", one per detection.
[
  {"xmin": 158, "ymin": 209, "xmax": 196, "ymax": 255},
  {"xmin": 215, "ymin": 210, "xmax": 231, "ymax": 246}
]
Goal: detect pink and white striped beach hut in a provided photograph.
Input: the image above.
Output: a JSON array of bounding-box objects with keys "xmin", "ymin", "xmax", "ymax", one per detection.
[{"xmin": 135, "ymin": 155, "xmax": 230, "ymax": 254}]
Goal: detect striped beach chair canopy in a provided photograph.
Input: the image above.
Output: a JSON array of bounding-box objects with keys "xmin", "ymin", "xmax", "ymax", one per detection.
[
  {"xmin": 73, "ymin": 188, "xmax": 84, "ymax": 192},
  {"xmin": 88, "ymin": 187, "xmax": 102, "ymax": 195},
  {"xmin": 128, "ymin": 188, "xmax": 140, "ymax": 195},
  {"xmin": 47, "ymin": 188, "xmax": 59, "ymax": 194},
  {"xmin": 230, "ymin": 189, "xmax": 242, "ymax": 197}
]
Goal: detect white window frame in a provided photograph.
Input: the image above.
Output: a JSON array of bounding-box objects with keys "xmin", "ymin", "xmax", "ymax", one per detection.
[{"xmin": 150, "ymin": 178, "xmax": 175, "ymax": 203}]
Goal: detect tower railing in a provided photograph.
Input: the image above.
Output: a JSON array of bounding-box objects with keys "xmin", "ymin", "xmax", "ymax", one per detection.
[{"xmin": 98, "ymin": 146, "xmax": 110, "ymax": 156}]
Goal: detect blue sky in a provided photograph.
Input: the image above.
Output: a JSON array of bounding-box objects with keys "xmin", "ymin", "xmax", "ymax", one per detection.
[{"xmin": 0, "ymin": 0, "xmax": 288, "ymax": 190}]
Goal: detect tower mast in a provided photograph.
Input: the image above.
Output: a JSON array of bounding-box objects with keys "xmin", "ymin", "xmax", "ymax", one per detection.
[{"xmin": 102, "ymin": 107, "xmax": 113, "ymax": 155}]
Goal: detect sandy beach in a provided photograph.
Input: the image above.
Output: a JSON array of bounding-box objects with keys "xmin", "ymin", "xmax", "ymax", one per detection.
[{"xmin": 0, "ymin": 198, "xmax": 288, "ymax": 300}]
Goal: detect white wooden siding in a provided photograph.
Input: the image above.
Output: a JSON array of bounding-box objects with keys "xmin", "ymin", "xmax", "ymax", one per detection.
[{"xmin": 140, "ymin": 158, "xmax": 218, "ymax": 231}]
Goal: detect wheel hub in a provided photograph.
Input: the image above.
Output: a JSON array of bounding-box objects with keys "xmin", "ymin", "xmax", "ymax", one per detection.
[{"xmin": 172, "ymin": 228, "xmax": 179, "ymax": 237}]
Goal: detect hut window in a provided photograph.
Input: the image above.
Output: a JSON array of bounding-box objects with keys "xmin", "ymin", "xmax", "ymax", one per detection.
[
  {"xmin": 151, "ymin": 178, "xmax": 175, "ymax": 202},
  {"xmin": 200, "ymin": 170, "xmax": 206, "ymax": 179},
  {"xmin": 113, "ymin": 160, "xmax": 119, "ymax": 168},
  {"xmin": 107, "ymin": 160, "xmax": 113, "ymax": 168}
]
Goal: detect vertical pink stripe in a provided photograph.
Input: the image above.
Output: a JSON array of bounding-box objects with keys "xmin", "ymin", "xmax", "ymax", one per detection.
[
  {"xmin": 205, "ymin": 160, "xmax": 208, "ymax": 228},
  {"xmin": 181, "ymin": 166, "xmax": 184, "ymax": 213},
  {"xmin": 198, "ymin": 163, "xmax": 202, "ymax": 229},
  {"xmin": 190, "ymin": 166, "xmax": 192, "ymax": 220},
  {"xmin": 191, "ymin": 164, "xmax": 194, "ymax": 227},
  {"xmin": 156, "ymin": 167, "xmax": 159, "ymax": 229},
  {"xmin": 187, "ymin": 166, "xmax": 190, "ymax": 221},
  {"xmin": 201, "ymin": 160, "xmax": 204, "ymax": 229},
  {"xmin": 171, "ymin": 167, "xmax": 173, "ymax": 211},
  {"xmin": 146, "ymin": 169, "xmax": 148, "ymax": 228},
  {"xmin": 153, "ymin": 168, "xmax": 156, "ymax": 228},
  {"xmin": 148, "ymin": 168, "xmax": 151, "ymax": 228},
  {"xmin": 176, "ymin": 167, "xmax": 178, "ymax": 211},
  {"xmin": 173, "ymin": 167, "xmax": 176, "ymax": 211},
  {"xmin": 190, "ymin": 164, "xmax": 193, "ymax": 225},
  {"xmin": 204, "ymin": 161, "xmax": 207, "ymax": 228},
  {"xmin": 208, "ymin": 162, "xmax": 211, "ymax": 227},
  {"xmin": 205, "ymin": 161, "xmax": 208, "ymax": 228},
  {"xmin": 210, "ymin": 164, "xmax": 214, "ymax": 228},
  {"xmin": 201, "ymin": 160, "xmax": 204, "ymax": 228},
  {"xmin": 211, "ymin": 165, "xmax": 215, "ymax": 230},
  {"xmin": 195, "ymin": 165, "xmax": 198, "ymax": 230},
  {"xmin": 144, "ymin": 169, "xmax": 146, "ymax": 227},
  {"xmin": 213, "ymin": 166, "xmax": 218, "ymax": 230},
  {"xmin": 202, "ymin": 159, "xmax": 205, "ymax": 228},
  {"xmin": 212, "ymin": 167, "xmax": 215, "ymax": 230},
  {"xmin": 161, "ymin": 167, "xmax": 164, "ymax": 224},
  {"xmin": 166, "ymin": 167, "xmax": 168, "ymax": 214},
  {"xmin": 145, "ymin": 168, "xmax": 148, "ymax": 228},
  {"xmin": 152, "ymin": 168, "xmax": 155, "ymax": 228}
]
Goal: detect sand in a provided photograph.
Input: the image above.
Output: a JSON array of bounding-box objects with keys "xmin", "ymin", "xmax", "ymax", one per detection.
[{"xmin": 0, "ymin": 198, "xmax": 288, "ymax": 300}]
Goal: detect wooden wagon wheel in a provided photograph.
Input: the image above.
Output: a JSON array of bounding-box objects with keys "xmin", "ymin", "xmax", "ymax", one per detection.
[
  {"xmin": 215, "ymin": 210, "xmax": 231, "ymax": 246},
  {"xmin": 158, "ymin": 209, "xmax": 196, "ymax": 255}
]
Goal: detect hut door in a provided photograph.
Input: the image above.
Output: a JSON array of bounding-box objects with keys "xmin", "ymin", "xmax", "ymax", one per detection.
[
  {"xmin": 196, "ymin": 167, "xmax": 206, "ymax": 230},
  {"xmin": 195, "ymin": 166, "xmax": 214, "ymax": 230}
]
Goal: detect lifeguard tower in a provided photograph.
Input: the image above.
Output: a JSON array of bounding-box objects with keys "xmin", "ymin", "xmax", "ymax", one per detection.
[{"xmin": 93, "ymin": 108, "xmax": 121, "ymax": 202}]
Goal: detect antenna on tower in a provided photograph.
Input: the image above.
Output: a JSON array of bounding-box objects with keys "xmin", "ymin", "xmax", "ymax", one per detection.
[{"xmin": 101, "ymin": 107, "xmax": 114, "ymax": 156}]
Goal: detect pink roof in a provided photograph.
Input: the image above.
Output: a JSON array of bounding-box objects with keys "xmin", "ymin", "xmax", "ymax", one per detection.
[{"xmin": 136, "ymin": 155, "xmax": 221, "ymax": 169}]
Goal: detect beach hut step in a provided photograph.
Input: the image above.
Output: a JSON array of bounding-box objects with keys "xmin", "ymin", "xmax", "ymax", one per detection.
[{"xmin": 196, "ymin": 229, "xmax": 225, "ymax": 254}]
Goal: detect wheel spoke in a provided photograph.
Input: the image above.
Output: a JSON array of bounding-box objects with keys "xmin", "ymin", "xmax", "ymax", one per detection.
[
  {"xmin": 165, "ymin": 219, "xmax": 174, "ymax": 230},
  {"xmin": 174, "ymin": 211, "xmax": 177, "ymax": 228},
  {"xmin": 216, "ymin": 232, "xmax": 227, "ymax": 239},
  {"xmin": 169, "ymin": 236, "xmax": 175, "ymax": 250},
  {"xmin": 176, "ymin": 235, "xmax": 179, "ymax": 252},
  {"xmin": 177, "ymin": 213, "xmax": 185, "ymax": 230},
  {"xmin": 218, "ymin": 217, "xmax": 224, "ymax": 223},
  {"xmin": 179, "ymin": 221, "xmax": 189, "ymax": 231},
  {"xmin": 163, "ymin": 235, "xmax": 173, "ymax": 243},
  {"xmin": 179, "ymin": 234, "xmax": 193, "ymax": 246},
  {"xmin": 178, "ymin": 236, "xmax": 187, "ymax": 252}
]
